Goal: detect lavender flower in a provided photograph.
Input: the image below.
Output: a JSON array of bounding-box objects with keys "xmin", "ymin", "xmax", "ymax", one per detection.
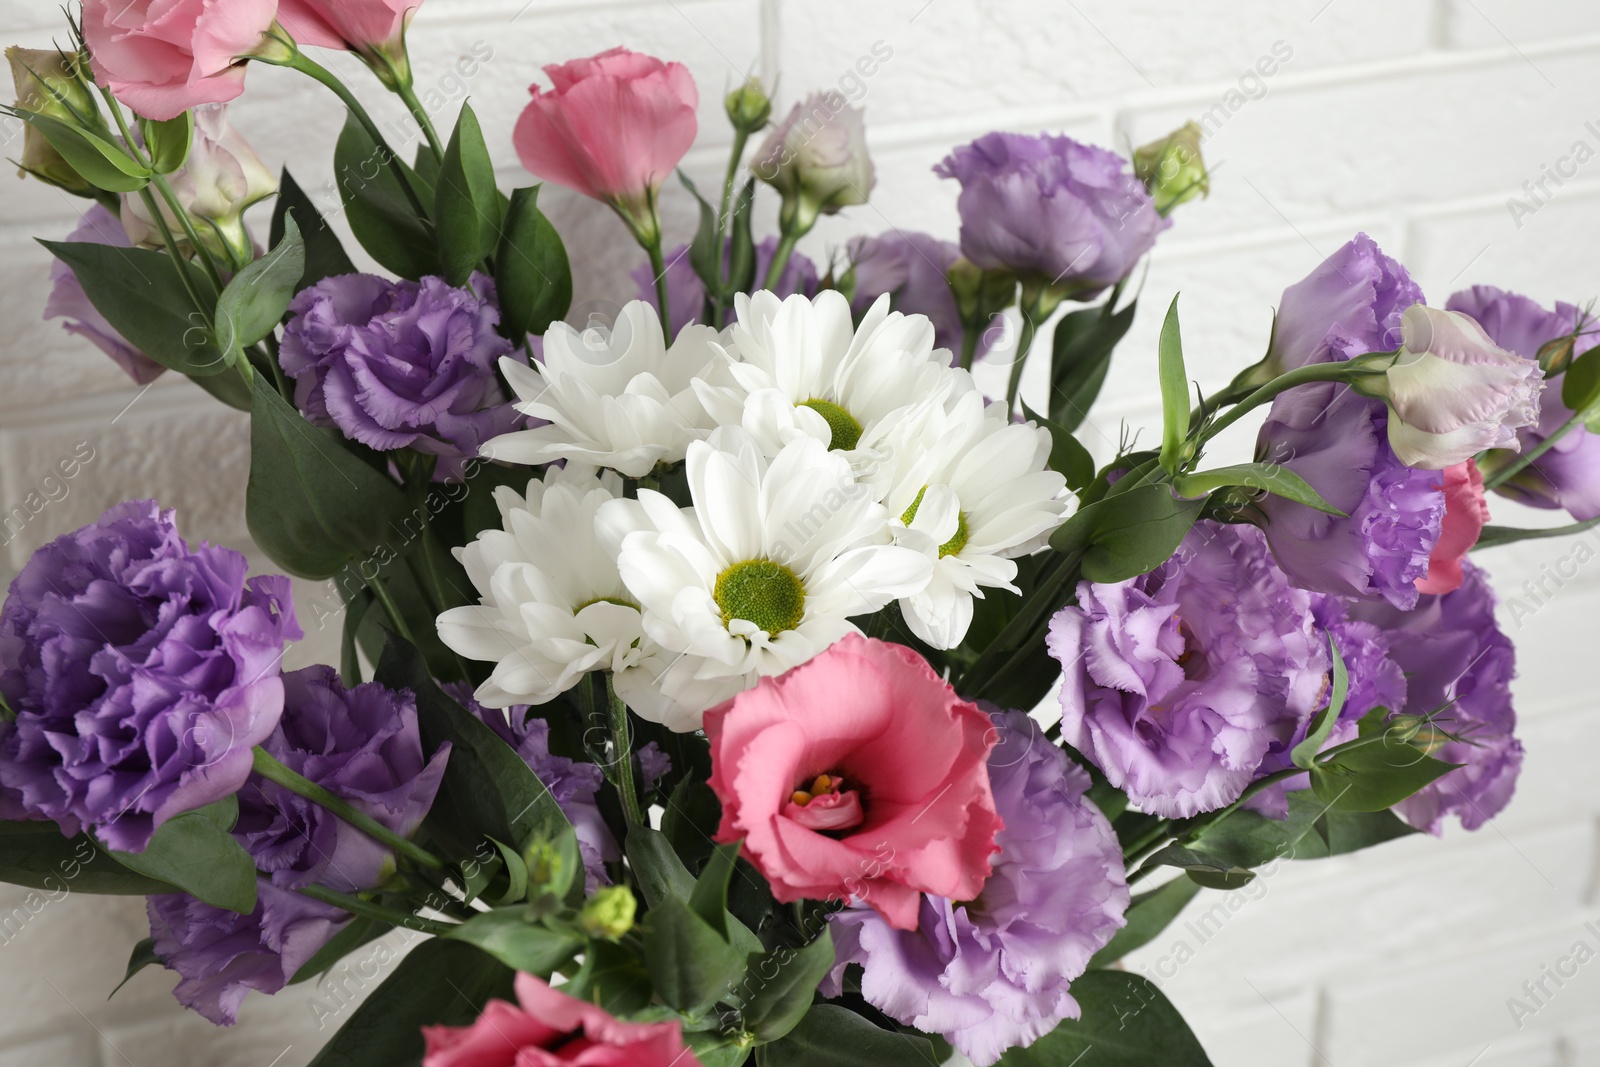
[
  {"xmin": 1348, "ymin": 562, "xmax": 1522, "ymax": 833},
  {"xmin": 848, "ymin": 230, "xmax": 998, "ymax": 360},
  {"xmin": 934, "ymin": 132, "xmax": 1167, "ymax": 298},
  {"xmin": 632, "ymin": 236, "xmax": 819, "ymax": 331},
  {"xmin": 824, "ymin": 711, "xmax": 1128, "ymax": 1066},
  {"xmin": 279, "ymin": 273, "xmax": 520, "ymax": 480},
  {"xmin": 46, "ymin": 204, "xmax": 166, "ymax": 385},
  {"xmin": 239, "ymin": 665, "xmax": 450, "ymax": 893},
  {"xmin": 448, "ymin": 684, "xmax": 619, "ymax": 889},
  {"xmin": 1447, "ymin": 285, "xmax": 1600, "ymax": 521},
  {"xmin": 0, "ymin": 501, "xmax": 300, "ymax": 852},
  {"xmin": 1254, "ymin": 235, "xmax": 1445, "ymax": 609},
  {"xmin": 1047, "ymin": 522, "xmax": 1328, "ymax": 818}
]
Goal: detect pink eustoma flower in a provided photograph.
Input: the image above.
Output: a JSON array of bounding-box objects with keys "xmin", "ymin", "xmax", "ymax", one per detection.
[
  {"xmin": 81, "ymin": 0, "xmax": 279, "ymax": 121},
  {"xmin": 705, "ymin": 633, "xmax": 1002, "ymax": 931},
  {"xmin": 421, "ymin": 973, "xmax": 703, "ymax": 1067},
  {"xmin": 512, "ymin": 47, "xmax": 698, "ymax": 231},
  {"xmin": 1415, "ymin": 459, "xmax": 1489, "ymax": 596},
  {"xmin": 276, "ymin": 0, "xmax": 416, "ymax": 58}
]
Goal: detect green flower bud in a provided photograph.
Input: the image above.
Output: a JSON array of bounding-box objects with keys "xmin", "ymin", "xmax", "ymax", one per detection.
[
  {"xmin": 6, "ymin": 46, "xmax": 99, "ymax": 197},
  {"xmin": 725, "ymin": 78, "xmax": 772, "ymax": 135},
  {"xmin": 1133, "ymin": 121, "xmax": 1209, "ymax": 216},
  {"xmin": 947, "ymin": 258, "xmax": 1017, "ymax": 328},
  {"xmin": 579, "ymin": 885, "xmax": 637, "ymax": 940}
]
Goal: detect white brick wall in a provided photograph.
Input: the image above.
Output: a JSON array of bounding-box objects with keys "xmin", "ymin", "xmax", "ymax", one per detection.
[{"xmin": 1, "ymin": 1, "xmax": 1597, "ymax": 1063}]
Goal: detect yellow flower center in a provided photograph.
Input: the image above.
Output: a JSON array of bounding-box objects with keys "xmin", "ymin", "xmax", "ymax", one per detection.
[{"xmin": 799, "ymin": 398, "xmax": 863, "ymax": 451}]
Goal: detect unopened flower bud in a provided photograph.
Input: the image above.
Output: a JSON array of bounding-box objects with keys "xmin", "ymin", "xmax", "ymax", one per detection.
[
  {"xmin": 579, "ymin": 885, "xmax": 637, "ymax": 940},
  {"xmin": 752, "ymin": 92, "xmax": 875, "ymax": 236},
  {"xmin": 725, "ymin": 78, "xmax": 772, "ymax": 134},
  {"xmin": 6, "ymin": 46, "xmax": 99, "ymax": 196},
  {"xmin": 947, "ymin": 258, "xmax": 1017, "ymax": 329},
  {"xmin": 1133, "ymin": 121, "xmax": 1209, "ymax": 215},
  {"xmin": 523, "ymin": 838, "xmax": 567, "ymax": 892}
]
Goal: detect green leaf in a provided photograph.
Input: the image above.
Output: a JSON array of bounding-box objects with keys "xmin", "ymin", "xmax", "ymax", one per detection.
[
  {"xmin": 496, "ymin": 185, "xmax": 572, "ymax": 343},
  {"xmin": 486, "ymin": 838, "xmax": 529, "ymax": 907},
  {"xmin": 1157, "ymin": 296, "xmax": 1189, "ymax": 476},
  {"xmin": 39, "ymin": 240, "xmax": 225, "ymax": 376},
  {"xmin": 271, "ymin": 170, "xmax": 358, "ymax": 290},
  {"xmin": 743, "ymin": 929, "xmax": 836, "ymax": 1043},
  {"xmin": 443, "ymin": 908, "xmax": 581, "ymax": 973},
  {"xmin": 110, "ymin": 938, "xmax": 163, "ymax": 998},
  {"xmin": 626, "ymin": 826, "xmax": 697, "ymax": 909},
  {"xmin": 690, "ymin": 841, "xmax": 742, "ymax": 939},
  {"xmin": 1291, "ymin": 637, "xmax": 1348, "ymax": 770},
  {"xmin": 334, "ymin": 112, "xmax": 437, "ymax": 279},
  {"xmin": 0, "ymin": 822, "xmax": 175, "ymax": 895},
  {"xmin": 306, "ymin": 937, "xmax": 514, "ymax": 1067},
  {"xmin": 1089, "ymin": 875, "xmax": 1201, "ymax": 968},
  {"xmin": 1314, "ymin": 807, "xmax": 1418, "ymax": 855},
  {"xmin": 1050, "ymin": 481, "xmax": 1203, "ymax": 583},
  {"xmin": 1562, "ymin": 345, "xmax": 1600, "ymax": 413},
  {"xmin": 755, "ymin": 1004, "xmax": 941, "ymax": 1067},
  {"xmin": 217, "ymin": 216, "xmax": 305, "ymax": 360},
  {"xmin": 139, "ymin": 112, "xmax": 193, "ymax": 174},
  {"xmin": 1475, "ymin": 517, "xmax": 1600, "ymax": 548},
  {"xmin": 289, "ymin": 917, "xmax": 383, "ymax": 985},
  {"xmin": 1174, "ymin": 462, "xmax": 1346, "ymax": 516},
  {"xmin": 435, "ymin": 103, "xmax": 500, "ymax": 286},
  {"xmin": 1049, "ymin": 299, "xmax": 1138, "ymax": 431},
  {"xmin": 106, "ymin": 804, "xmax": 258, "ymax": 914},
  {"xmin": 1022, "ymin": 402, "xmax": 1095, "ymax": 491},
  {"xmin": 642, "ymin": 897, "xmax": 747, "ymax": 1015},
  {"xmin": 727, "ymin": 179, "xmax": 758, "ymax": 295},
  {"xmin": 995, "ymin": 971, "xmax": 1213, "ymax": 1066},
  {"xmin": 1145, "ymin": 792, "xmax": 1332, "ymax": 882},
  {"xmin": 1311, "ymin": 739, "xmax": 1460, "ymax": 813},
  {"xmin": 16, "ymin": 110, "xmax": 150, "ymax": 191},
  {"xmin": 376, "ymin": 636, "xmax": 573, "ymax": 856},
  {"xmin": 246, "ymin": 383, "xmax": 411, "ymax": 580},
  {"xmin": 563, "ymin": 939, "xmax": 654, "ymax": 1015},
  {"xmin": 681, "ymin": 169, "xmax": 722, "ymax": 294}
]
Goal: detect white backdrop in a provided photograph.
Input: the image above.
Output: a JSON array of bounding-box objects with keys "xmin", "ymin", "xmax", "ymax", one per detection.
[{"xmin": 0, "ymin": 1, "xmax": 1597, "ymax": 1064}]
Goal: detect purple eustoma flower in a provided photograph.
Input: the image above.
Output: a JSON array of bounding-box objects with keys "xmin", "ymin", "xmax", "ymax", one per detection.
[
  {"xmin": 1047, "ymin": 522, "xmax": 1329, "ymax": 818},
  {"xmin": 633, "ymin": 236, "xmax": 819, "ymax": 332},
  {"xmin": 0, "ymin": 501, "xmax": 300, "ymax": 852},
  {"xmin": 279, "ymin": 273, "xmax": 520, "ymax": 480},
  {"xmin": 1447, "ymin": 285, "xmax": 1600, "ymax": 521},
  {"xmin": 46, "ymin": 204, "xmax": 166, "ymax": 385},
  {"xmin": 1254, "ymin": 234, "xmax": 1446, "ymax": 610},
  {"xmin": 934, "ymin": 132, "xmax": 1167, "ymax": 298},
  {"xmin": 848, "ymin": 230, "xmax": 999, "ymax": 361},
  {"xmin": 824, "ymin": 711, "xmax": 1127, "ymax": 1067},
  {"xmin": 1348, "ymin": 561, "xmax": 1522, "ymax": 834}
]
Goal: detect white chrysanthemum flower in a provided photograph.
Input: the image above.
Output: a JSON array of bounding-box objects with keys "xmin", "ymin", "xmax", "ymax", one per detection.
[
  {"xmin": 861, "ymin": 391, "xmax": 1069, "ymax": 649},
  {"xmin": 694, "ymin": 290, "xmax": 974, "ymax": 458},
  {"xmin": 483, "ymin": 301, "xmax": 721, "ymax": 477},
  {"xmin": 436, "ymin": 464, "xmax": 681, "ymax": 720},
  {"xmin": 597, "ymin": 426, "xmax": 934, "ymax": 729}
]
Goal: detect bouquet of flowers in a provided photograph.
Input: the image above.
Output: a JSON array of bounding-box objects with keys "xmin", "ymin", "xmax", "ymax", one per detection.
[{"xmin": 0, "ymin": 3, "xmax": 1589, "ymax": 1064}]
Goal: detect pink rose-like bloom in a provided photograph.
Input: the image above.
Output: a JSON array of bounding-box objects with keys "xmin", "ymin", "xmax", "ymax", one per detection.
[
  {"xmin": 1379, "ymin": 305, "xmax": 1544, "ymax": 469},
  {"xmin": 276, "ymin": 0, "xmax": 415, "ymax": 56},
  {"xmin": 705, "ymin": 633, "xmax": 1002, "ymax": 931},
  {"xmin": 513, "ymin": 48, "xmax": 698, "ymax": 223},
  {"xmin": 422, "ymin": 973, "xmax": 703, "ymax": 1067},
  {"xmin": 1415, "ymin": 459, "xmax": 1489, "ymax": 596},
  {"xmin": 81, "ymin": 0, "xmax": 279, "ymax": 121}
]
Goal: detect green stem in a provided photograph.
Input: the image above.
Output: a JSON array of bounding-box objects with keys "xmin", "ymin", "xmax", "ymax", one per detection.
[
  {"xmin": 394, "ymin": 78, "xmax": 445, "ymax": 161},
  {"xmin": 281, "ymin": 50, "xmax": 430, "ymax": 222},
  {"xmin": 960, "ymin": 324, "xmax": 981, "ymax": 373},
  {"xmin": 764, "ymin": 231, "xmax": 800, "ymax": 292},
  {"xmin": 647, "ymin": 236, "xmax": 673, "ymax": 342},
  {"xmin": 957, "ymin": 549, "xmax": 1082, "ymax": 697},
  {"xmin": 150, "ymin": 173, "xmax": 226, "ymax": 292},
  {"xmin": 1004, "ymin": 303, "xmax": 1043, "ymax": 414},
  {"xmin": 136, "ymin": 188, "xmax": 208, "ymax": 314},
  {"xmin": 1199, "ymin": 360, "xmax": 1373, "ymax": 444},
  {"xmin": 710, "ymin": 128, "xmax": 752, "ymax": 324},
  {"xmin": 1483, "ymin": 410, "xmax": 1583, "ymax": 490},
  {"xmin": 294, "ymin": 882, "xmax": 453, "ymax": 934},
  {"xmin": 365, "ymin": 571, "xmax": 418, "ymax": 647},
  {"xmin": 606, "ymin": 673, "xmax": 646, "ymax": 828},
  {"xmin": 253, "ymin": 748, "xmax": 447, "ymax": 872}
]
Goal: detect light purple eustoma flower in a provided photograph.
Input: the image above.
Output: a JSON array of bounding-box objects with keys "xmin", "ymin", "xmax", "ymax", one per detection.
[
  {"xmin": 279, "ymin": 273, "xmax": 521, "ymax": 479},
  {"xmin": 824, "ymin": 711, "xmax": 1127, "ymax": 1067},
  {"xmin": 1347, "ymin": 561, "xmax": 1522, "ymax": 834},
  {"xmin": 0, "ymin": 501, "xmax": 300, "ymax": 852},
  {"xmin": 1047, "ymin": 522, "xmax": 1329, "ymax": 818},
  {"xmin": 1255, "ymin": 234, "xmax": 1445, "ymax": 610},
  {"xmin": 848, "ymin": 230, "xmax": 999, "ymax": 361},
  {"xmin": 934, "ymin": 132, "xmax": 1167, "ymax": 298},
  {"xmin": 46, "ymin": 204, "xmax": 166, "ymax": 385},
  {"xmin": 1447, "ymin": 285, "xmax": 1600, "ymax": 520},
  {"xmin": 632, "ymin": 236, "xmax": 818, "ymax": 332}
]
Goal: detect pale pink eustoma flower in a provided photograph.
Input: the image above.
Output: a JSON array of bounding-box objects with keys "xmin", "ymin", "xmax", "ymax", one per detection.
[{"xmin": 276, "ymin": 0, "xmax": 416, "ymax": 58}]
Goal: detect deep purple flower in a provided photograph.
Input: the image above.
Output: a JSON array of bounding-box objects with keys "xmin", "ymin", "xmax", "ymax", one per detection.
[
  {"xmin": 147, "ymin": 882, "xmax": 348, "ymax": 1026},
  {"xmin": 1254, "ymin": 234, "xmax": 1445, "ymax": 610},
  {"xmin": 448, "ymin": 684, "xmax": 618, "ymax": 889},
  {"xmin": 279, "ymin": 273, "xmax": 520, "ymax": 479},
  {"xmin": 632, "ymin": 236, "xmax": 818, "ymax": 331},
  {"xmin": 0, "ymin": 501, "xmax": 300, "ymax": 852},
  {"xmin": 1347, "ymin": 561, "xmax": 1522, "ymax": 834},
  {"xmin": 238, "ymin": 665, "xmax": 449, "ymax": 893},
  {"xmin": 637, "ymin": 741, "xmax": 671, "ymax": 794},
  {"xmin": 823, "ymin": 711, "xmax": 1127, "ymax": 1066},
  {"xmin": 1047, "ymin": 522, "xmax": 1328, "ymax": 818},
  {"xmin": 848, "ymin": 230, "xmax": 999, "ymax": 361},
  {"xmin": 46, "ymin": 204, "xmax": 166, "ymax": 385},
  {"xmin": 1248, "ymin": 595, "xmax": 1408, "ymax": 818},
  {"xmin": 1447, "ymin": 285, "xmax": 1600, "ymax": 520},
  {"xmin": 934, "ymin": 132, "xmax": 1167, "ymax": 298}
]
